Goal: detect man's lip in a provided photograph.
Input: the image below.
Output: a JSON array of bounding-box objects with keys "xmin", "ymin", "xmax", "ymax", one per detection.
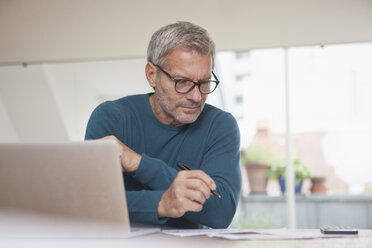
[{"xmin": 182, "ymin": 106, "xmax": 199, "ymax": 109}]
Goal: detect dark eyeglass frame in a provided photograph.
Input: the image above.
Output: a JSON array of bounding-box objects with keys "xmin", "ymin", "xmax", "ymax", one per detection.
[{"xmin": 153, "ymin": 63, "xmax": 220, "ymax": 95}]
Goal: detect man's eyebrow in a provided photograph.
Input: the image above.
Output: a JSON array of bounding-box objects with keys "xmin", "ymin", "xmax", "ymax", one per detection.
[{"xmin": 172, "ymin": 73, "xmax": 212, "ymax": 81}]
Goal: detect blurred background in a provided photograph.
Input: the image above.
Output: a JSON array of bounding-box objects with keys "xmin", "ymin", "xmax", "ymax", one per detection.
[{"xmin": 1, "ymin": 0, "xmax": 372, "ymax": 229}]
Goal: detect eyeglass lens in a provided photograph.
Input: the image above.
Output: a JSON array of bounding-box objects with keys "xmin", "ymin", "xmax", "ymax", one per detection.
[{"xmin": 175, "ymin": 80, "xmax": 217, "ymax": 94}]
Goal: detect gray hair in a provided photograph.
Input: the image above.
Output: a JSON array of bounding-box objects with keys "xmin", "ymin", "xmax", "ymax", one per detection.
[{"xmin": 147, "ymin": 21, "xmax": 215, "ymax": 69}]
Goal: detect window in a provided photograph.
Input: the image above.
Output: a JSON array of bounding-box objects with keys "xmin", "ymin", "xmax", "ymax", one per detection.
[{"xmin": 216, "ymin": 43, "xmax": 372, "ymax": 195}]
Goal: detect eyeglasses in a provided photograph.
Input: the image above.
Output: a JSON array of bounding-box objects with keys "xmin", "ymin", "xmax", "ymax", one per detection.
[{"xmin": 153, "ymin": 64, "xmax": 220, "ymax": 95}]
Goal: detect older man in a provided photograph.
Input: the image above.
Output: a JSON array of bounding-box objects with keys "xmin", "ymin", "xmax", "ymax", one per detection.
[{"xmin": 85, "ymin": 21, "xmax": 241, "ymax": 228}]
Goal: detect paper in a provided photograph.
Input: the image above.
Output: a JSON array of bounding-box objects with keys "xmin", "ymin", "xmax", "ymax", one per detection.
[
  {"xmin": 162, "ymin": 228, "xmax": 355, "ymax": 240},
  {"xmin": 162, "ymin": 228, "xmax": 258, "ymax": 237}
]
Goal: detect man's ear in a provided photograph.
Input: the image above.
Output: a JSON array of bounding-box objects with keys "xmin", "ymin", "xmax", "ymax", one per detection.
[{"xmin": 145, "ymin": 62, "xmax": 157, "ymax": 88}]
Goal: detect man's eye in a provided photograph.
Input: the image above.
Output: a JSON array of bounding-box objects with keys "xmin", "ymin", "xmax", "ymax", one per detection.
[{"xmin": 176, "ymin": 79, "xmax": 192, "ymax": 85}]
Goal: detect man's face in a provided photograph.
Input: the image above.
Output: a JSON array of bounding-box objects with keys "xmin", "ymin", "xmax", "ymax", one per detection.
[{"xmin": 150, "ymin": 48, "xmax": 212, "ymax": 126}]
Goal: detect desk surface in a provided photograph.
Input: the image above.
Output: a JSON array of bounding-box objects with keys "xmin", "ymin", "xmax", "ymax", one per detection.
[{"xmin": 2, "ymin": 230, "xmax": 372, "ymax": 248}]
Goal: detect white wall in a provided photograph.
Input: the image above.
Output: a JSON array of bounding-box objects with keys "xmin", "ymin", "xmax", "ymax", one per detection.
[
  {"xmin": 0, "ymin": 96, "xmax": 19, "ymax": 142},
  {"xmin": 0, "ymin": 65, "xmax": 69, "ymax": 142},
  {"xmin": 1, "ymin": 0, "xmax": 372, "ymax": 142},
  {"xmin": 1, "ymin": 0, "xmax": 372, "ymax": 65},
  {"xmin": 45, "ymin": 59, "xmax": 151, "ymax": 140},
  {"xmin": 0, "ymin": 59, "xmax": 152, "ymax": 142}
]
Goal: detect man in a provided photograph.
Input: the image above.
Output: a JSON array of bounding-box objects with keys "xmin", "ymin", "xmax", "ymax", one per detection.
[{"xmin": 85, "ymin": 21, "xmax": 241, "ymax": 228}]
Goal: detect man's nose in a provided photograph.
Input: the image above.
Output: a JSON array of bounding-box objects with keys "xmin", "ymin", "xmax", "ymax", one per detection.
[{"xmin": 186, "ymin": 85, "xmax": 202, "ymax": 102}]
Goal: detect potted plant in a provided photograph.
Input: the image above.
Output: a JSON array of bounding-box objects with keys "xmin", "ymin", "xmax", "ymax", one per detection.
[
  {"xmin": 310, "ymin": 176, "xmax": 327, "ymax": 194},
  {"xmin": 266, "ymin": 158, "xmax": 311, "ymax": 194},
  {"xmin": 241, "ymin": 145, "xmax": 276, "ymax": 194}
]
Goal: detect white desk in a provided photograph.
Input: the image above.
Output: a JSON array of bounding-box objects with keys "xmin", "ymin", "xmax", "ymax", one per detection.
[{"xmin": 2, "ymin": 230, "xmax": 372, "ymax": 248}]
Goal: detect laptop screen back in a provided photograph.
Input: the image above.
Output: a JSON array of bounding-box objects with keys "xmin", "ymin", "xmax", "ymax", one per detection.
[{"xmin": 0, "ymin": 141, "xmax": 130, "ymax": 238}]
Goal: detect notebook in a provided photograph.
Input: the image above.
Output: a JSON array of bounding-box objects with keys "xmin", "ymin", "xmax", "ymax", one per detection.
[{"xmin": 0, "ymin": 141, "xmax": 158, "ymax": 238}]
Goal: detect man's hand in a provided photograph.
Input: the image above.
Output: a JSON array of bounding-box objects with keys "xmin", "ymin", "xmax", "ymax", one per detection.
[
  {"xmin": 100, "ymin": 135, "xmax": 141, "ymax": 172},
  {"xmin": 157, "ymin": 170, "xmax": 217, "ymax": 218}
]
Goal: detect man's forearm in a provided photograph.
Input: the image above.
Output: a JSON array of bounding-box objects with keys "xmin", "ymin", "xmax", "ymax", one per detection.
[
  {"xmin": 126, "ymin": 190, "xmax": 168, "ymax": 224},
  {"xmin": 133, "ymin": 154, "xmax": 178, "ymax": 190}
]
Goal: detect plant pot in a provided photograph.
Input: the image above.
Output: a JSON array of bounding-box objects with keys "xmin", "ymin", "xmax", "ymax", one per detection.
[
  {"xmin": 311, "ymin": 177, "xmax": 327, "ymax": 194},
  {"xmin": 245, "ymin": 163, "xmax": 269, "ymax": 194},
  {"xmin": 278, "ymin": 175, "xmax": 303, "ymax": 195}
]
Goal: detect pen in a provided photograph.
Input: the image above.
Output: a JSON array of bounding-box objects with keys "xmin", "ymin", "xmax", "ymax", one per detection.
[{"xmin": 177, "ymin": 163, "xmax": 222, "ymax": 199}]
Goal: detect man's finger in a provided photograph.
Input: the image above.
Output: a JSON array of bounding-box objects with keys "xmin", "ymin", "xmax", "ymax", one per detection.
[
  {"xmin": 182, "ymin": 195, "xmax": 203, "ymax": 212},
  {"xmin": 184, "ymin": 188, "xmax": 208, "ymax": 205},
  {"xmin": 184, "ymin": 178, "xmax": 212, "ymax": 199},
  {"xmin": 178, "ymin": 170, "xmax": 216, "ymax": 190}
]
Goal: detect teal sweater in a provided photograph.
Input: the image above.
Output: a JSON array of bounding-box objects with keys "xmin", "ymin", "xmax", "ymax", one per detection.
[{"xmin": 85, "ymin": 94, "xmax": 241, "ymax": 228}]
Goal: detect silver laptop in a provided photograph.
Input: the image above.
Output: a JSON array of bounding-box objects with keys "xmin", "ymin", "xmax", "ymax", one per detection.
[{"xmin": 0, "ymin": 141, "xmax": 155, "ymax": 238}]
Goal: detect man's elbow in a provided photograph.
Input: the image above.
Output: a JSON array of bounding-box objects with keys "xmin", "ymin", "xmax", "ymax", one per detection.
[
  {"xmin": 203, "ymin": 204, "xmax": 237, "ymax": 228},
  {"xmin": 206, "ymin": 213, "xmax": 234, "ymax": 229}
]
